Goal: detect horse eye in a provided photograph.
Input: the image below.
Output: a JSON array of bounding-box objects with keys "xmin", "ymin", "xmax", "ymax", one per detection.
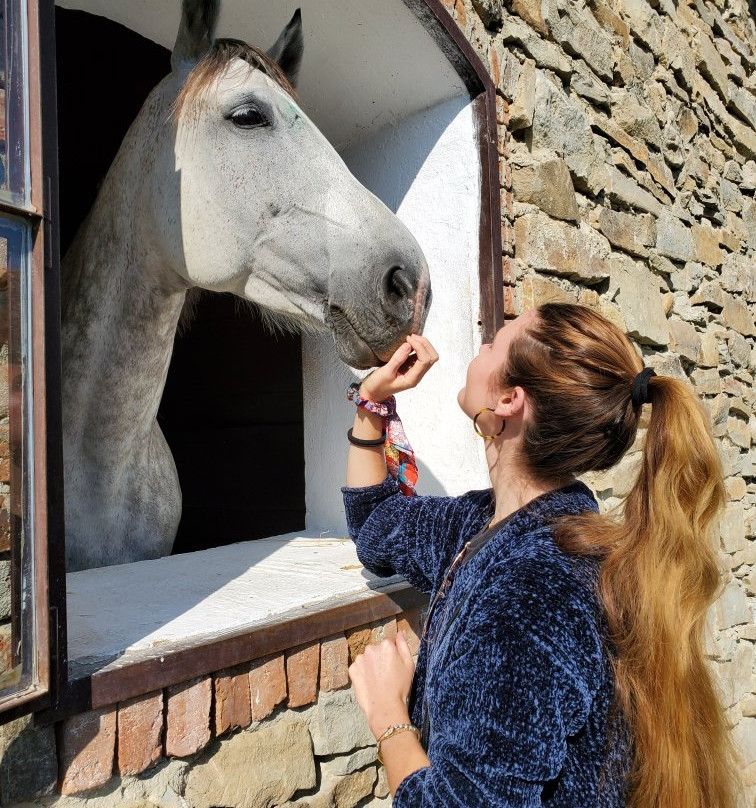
[{"xmin": 230, "ymin": 107, "xmax": 269, "ymax": 129}]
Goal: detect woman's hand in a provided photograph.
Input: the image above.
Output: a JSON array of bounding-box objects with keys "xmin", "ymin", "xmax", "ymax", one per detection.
[
  {"xmin": 360, "ymin": 334, "xmax": 439, "ymax": 403},
  {"xmin": 349, "ymin": 632, "xmax": 416, "ymax": 739}
]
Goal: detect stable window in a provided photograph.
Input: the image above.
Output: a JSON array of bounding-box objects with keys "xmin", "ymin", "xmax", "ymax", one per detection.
[
  {"xmin": 44, "ymin": 0, "xmax": 502, "ymax": 717},
  {"xmin": 0, "ymin": 0, "xmax": 56, "ymax": 720}
]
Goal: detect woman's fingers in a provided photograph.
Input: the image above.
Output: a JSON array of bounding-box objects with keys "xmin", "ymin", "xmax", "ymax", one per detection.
[
  {"xmin": 386, "ymin": 340, "xmax": 414, "ymax": 374},
  {"xmin": 407, "ymin": 334, "xmax": 439, "ymax": 364},
  {"xmin": 395, "ymin": 631, "xmax": 415, "ymax": 671},
  {"xmin": 397, "ymin": 335, "xmax": 438, "ymax": 387},
  {"xmin": 359, "ymin": 335, "xmax": 439, "ymax": 400}
]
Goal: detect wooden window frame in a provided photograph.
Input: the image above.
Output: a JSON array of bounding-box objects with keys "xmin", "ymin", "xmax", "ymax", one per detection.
[
  {"xmin": 32, "ymin": 0, "xmax": 503, "ymax": 722},
  {"xmin": 0, "ymin": 0, "xmax": 63, "ymax": 722}
]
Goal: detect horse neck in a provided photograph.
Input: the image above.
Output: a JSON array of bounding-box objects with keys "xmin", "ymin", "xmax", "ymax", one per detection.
[{"xmin": 62, "ymin": 181, "xmax": 188, "ymax": 458}]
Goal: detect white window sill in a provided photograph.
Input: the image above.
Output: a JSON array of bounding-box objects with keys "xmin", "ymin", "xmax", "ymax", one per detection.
[{"xmin": 65, "ymin": 534, "xmax": 420, "ymax": 707}]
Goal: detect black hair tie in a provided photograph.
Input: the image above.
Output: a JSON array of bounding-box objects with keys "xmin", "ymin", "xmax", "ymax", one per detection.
[{"xmin": 631, "ymin": 368, "xmax": 656, "ymax": 408}]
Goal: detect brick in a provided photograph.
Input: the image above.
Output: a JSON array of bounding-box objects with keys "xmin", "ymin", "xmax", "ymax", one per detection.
[
  {"xmin": 249, "ymin": 653, "xmax": 287, "ymax": 722},
  {"xmin": 372, "ymin": 617, "xmax": 398, "ymax": 642},
  {"xmin": 116, "ymin": 691, "xmax": 163, "ymax": 777},
  {"xmin": 487, "ymin": 44, "xmax": 501, "ymax": 89},
  {"xmin": 502, "ymin": 222, "xmax": 515, "ymax": 258},
  {"xmin": 495, "ymin": 93, "xmax": 507, "ymax": 126},
  {"xmin": 502, "ymin": 257, "xmax": 516, "ymax": 286},
  {"xmin": 346, "ymin": 625, "xmax": 373, "ymax": 663},
  {"xmin": 319, "ymin": 633, "xmax": 350, "ymax": 692},
  {"xmin": 58, "ymin": 708, "xmax": 116, "ymax": 795},
  {"xmin": 397, "ymin": 608, "xmax": 424, "ymax": 656},
  {"xmin": 0, "ymin": 622, "xmax": 11, "ymax": 674},
  {"xmin": 503, "ymin": 285, "xmax": 519, "ymax": 318},
  {"xmin": 214, "ymin": 665, "xmax": 252, "ymax": 736},
  {"xmin": 286, "ymin": 640, "xmax": 320, "ymax": 708},
  {"xmin": 165, "ymin": 676, "xmax": 211, "ymax": 758},
  {"xmin": 0, "ymin": 504, "xmax": 9, "ymax": 553}
]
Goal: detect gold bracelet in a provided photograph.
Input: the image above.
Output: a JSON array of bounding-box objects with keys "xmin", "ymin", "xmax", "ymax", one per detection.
[{"xmin": 376, "ymin": 723, "xmax": 420, "ymax": 765}]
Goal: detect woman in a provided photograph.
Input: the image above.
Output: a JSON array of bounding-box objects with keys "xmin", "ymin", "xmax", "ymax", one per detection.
[{"xmin": 343, "ymin": 304, "xmax": 738, "ymax": 808}]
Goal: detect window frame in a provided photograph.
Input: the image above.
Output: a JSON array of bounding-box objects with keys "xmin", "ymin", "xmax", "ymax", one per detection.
[
  {"xmin": 0, "ymin": 0, "xmax": 62, "ymax": 722},
  {"xmin": 32, "ymin": 0, "xmax": 503, "ymax": 723}
]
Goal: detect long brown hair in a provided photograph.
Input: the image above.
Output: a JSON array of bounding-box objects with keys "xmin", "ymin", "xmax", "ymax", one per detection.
[{"xmin": 499, "ymin": 303, "xmax": 738, "ymax": 808}]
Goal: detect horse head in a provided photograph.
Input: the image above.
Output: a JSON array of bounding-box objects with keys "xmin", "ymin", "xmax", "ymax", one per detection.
[{"xmin": 152, "ymin": 0, "xmax": 431, "ymax": 368}]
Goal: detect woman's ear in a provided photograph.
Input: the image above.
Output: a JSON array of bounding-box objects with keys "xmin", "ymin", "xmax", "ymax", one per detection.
[{"xmin": 492, "ymin": 386, "xmax": 527, "ymax": 419}]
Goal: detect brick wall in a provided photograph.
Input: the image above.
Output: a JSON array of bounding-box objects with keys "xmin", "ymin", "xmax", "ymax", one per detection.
[
  {"xmin": 0, "ymin": 610, "xmax": 422, "ymax": 807},
  {"xmin": 450, "ymin": 0, "xmax": 755, "ymax": 798}
]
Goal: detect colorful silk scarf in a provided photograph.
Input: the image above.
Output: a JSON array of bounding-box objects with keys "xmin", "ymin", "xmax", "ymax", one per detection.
[{"xmin": 347, "ymin": 383, "xmax": 418, "ymax": 497}]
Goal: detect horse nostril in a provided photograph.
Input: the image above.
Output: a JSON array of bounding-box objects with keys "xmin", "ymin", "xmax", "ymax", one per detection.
[{"xmin": 383, "ymin": 266, "xmax": 415, "ymax": 303}]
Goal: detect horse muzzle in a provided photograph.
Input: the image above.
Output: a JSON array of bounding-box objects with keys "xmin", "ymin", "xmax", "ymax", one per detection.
[{"xmin": 326, "ymin": 261, "xmax": 432, "ymax": 370}]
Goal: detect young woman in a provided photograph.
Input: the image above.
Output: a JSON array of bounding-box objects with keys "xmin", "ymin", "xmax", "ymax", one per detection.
[{"xmin": 343, "ymin": 304, "xmax": 738, "ymax": 808}]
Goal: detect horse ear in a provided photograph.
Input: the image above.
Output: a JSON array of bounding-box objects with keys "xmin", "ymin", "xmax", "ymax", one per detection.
[
  {"xmin": 267, "ymin": 9, "xmax": 304, "ymax": 88},
  {"xmin": 172, "ymin": 0, "xmax": 221, "ymax": 71}
]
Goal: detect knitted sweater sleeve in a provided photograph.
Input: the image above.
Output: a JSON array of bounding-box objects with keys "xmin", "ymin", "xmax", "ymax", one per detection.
[
  {"xmin": 342, "ymin": 476, "xmax": 488, "ymax": 593},
  {"xmin": 395, "ymin": 553, "xmax": 604, "ymax": 807}
]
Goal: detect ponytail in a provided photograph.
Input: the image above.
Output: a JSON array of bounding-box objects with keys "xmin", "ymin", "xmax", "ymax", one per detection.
[
  {"xmin": 557, "ymin": 377, "xmax": 738, "ymax": 808},
  {"xmin": 501, "ymin": 304, "xmax": 740, "ymax": 808}
]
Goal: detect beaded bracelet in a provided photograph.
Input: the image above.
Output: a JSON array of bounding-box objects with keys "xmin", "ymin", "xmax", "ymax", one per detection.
[{"xmin": 376, "ymin": 723, "xmax": 421, "ymax": 765}]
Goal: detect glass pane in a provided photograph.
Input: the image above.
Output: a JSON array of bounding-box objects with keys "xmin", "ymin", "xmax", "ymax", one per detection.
[
  {"xmin": 0, "ymin": 0, "xmax": 28, "ymax": 202},
  {"xmin": 0, "ymin": 216, "xmax": 32, "ymax": 694}
]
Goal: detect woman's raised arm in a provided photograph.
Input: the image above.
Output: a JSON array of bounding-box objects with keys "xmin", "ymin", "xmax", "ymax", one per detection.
[{"xmin": 345, "ymin": 334, "xmax": 438, "ymax": 489}]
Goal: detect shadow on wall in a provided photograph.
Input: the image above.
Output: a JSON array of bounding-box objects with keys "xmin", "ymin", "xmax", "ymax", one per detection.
[{"xmin": 342, "ymin": 95, "xmax": 472, "ymax": 215}]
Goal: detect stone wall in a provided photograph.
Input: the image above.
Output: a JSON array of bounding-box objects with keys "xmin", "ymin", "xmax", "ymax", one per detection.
[
  {"xmin": 0, "ymin": 609, "xmax": 422, "ymax": 807},
  {"xmin": 447, "ymin": 0, "xmax": 755, "ymax": 798}
]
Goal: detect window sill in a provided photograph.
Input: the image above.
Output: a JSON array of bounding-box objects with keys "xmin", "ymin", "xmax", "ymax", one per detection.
[{"xmin": 65, "ymin": 534, "xmax": 424, "ymax": 710}]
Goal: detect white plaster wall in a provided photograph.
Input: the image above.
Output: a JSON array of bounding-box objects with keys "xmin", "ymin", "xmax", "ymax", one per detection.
[{"xmin": 304, "ymin": 97, "xmax": 489, "ymax": 535}]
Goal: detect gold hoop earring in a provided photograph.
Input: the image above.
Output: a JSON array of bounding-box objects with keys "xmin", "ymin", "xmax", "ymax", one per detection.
[{"xmin": 473, "ymin": 408, "xmax": 505, "ymax": 440}]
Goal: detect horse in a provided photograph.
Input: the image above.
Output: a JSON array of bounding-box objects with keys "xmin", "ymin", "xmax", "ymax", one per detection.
[{"xmin": 61, "ymin": 0, "xmax": 431, "ymax": 571}]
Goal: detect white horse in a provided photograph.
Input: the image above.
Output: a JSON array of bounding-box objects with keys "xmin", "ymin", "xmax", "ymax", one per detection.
[{"xmin": 61, "ymin": 0, "xmax": 431, "ymax": 571}]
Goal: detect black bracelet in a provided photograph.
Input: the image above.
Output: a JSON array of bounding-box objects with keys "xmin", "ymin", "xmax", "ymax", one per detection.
[{"xmin": 347, "ymin": 428, "xmax": 386, "ymax": 447}]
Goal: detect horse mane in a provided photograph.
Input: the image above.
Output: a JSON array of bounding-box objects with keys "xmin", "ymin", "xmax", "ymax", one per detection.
[{"xmin": 173, "ymin": 38, "xmax": 298, "ymax": 120}]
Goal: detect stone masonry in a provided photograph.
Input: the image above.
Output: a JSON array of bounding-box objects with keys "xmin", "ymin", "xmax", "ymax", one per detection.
[
  {"xmin": 0, "ymin": 610, "xmax": 422, "ymax": 808},
  {"xmin": 461, "ymin": 0, "xmax": 755, "ymax": 800}
]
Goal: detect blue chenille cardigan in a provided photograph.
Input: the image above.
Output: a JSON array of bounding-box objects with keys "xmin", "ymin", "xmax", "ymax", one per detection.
[{"xmin": 342, "ymin": 476, "xmax": 631, "ymax": 807}]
